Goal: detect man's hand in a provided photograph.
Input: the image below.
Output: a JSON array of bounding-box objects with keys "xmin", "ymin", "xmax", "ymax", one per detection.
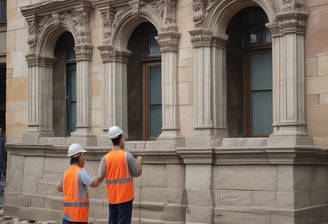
[{"xmin": 136, "ymin": 156, "xmax": 142, "ymax": 176}]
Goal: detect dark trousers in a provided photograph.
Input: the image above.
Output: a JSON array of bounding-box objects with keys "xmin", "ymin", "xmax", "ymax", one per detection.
[
  {"xmin": 63, "ymin": 219, "xmax": 87, "ymax": 224},
  {"xmin": 109, "ymin": 200, "xmax": 133, "ymax": 224}
]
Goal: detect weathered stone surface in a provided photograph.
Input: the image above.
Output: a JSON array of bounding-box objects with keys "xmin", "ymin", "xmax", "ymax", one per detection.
[{"xmin": 213, "ymin": 166, "xmax": 277, "ymax": 190}]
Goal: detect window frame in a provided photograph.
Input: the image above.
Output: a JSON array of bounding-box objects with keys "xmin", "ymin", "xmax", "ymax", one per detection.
[{"xmin": 142, "ymin": 61, "xmax": 162, "ymax": 140}]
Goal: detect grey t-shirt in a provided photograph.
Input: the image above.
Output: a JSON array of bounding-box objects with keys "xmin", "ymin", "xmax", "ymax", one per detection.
[
  {"xmin": 96, "ymin": 148, "xmax": 141, "ymax": 181},
  {"xmin": 57, "ymin": 168, "xmax": 94, "ymax": 196}
]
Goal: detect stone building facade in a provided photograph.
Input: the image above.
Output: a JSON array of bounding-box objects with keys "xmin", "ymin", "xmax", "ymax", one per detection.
[{"xmin": 4, "ymin": 0, "xmax": 328, "ymax": 223}]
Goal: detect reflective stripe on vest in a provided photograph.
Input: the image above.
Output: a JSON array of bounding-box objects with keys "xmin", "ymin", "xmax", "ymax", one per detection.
[
  {"xmin": 63, "ymin": 165, "xmax": 89, "ymax": 222},
  {"xmin": 63, "ymin": 201, "xmax": 89, "ymax": 207},
  {"xmin": 105, "ymin": 150, "xmax": 134, "ymax": 204},
  {"xmin": 106, "ymin": 177, "xmax": 133, "ymax": 185}
]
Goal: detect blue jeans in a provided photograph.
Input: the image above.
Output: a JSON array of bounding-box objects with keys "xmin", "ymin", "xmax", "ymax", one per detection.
[{"xmin": 108, "ymin": 200, "xmax": 133, "ymax": 224}]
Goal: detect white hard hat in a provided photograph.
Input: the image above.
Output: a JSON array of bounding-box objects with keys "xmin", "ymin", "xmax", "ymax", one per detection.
[
  {"xmin": 108, "ymin": 125, "xmax": 123, "ymax": 139},
  {"xmin": 67, "ymin": 143, "xmax": 87, "ymax": 157}
]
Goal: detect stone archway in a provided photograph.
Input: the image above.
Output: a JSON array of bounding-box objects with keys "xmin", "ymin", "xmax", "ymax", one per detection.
[
  {"xmin": 94, "ymin": 0, "xmax": 182, "ymax": 146},
  {"xmin": 188, "ymin": 0, "xmax": 311, "ymax": 147},
  {"xmin": 21, "ymin": 1, "xmax": 96, "ymax": 145}
]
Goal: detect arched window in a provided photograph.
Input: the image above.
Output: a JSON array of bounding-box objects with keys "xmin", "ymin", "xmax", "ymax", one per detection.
[
  {"xmin": 127, "ymin": 22, "xmax": 162, "ymax": 140},
  {"xmin": 227, "ymin": 7, "xmax": 272, "ymax": 137},
  {"xmin": 53, "ymin": 32, "xmax": 77, "ymax": 137}
]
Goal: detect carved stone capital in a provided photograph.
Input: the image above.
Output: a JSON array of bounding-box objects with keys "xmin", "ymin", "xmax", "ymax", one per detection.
[
  {"xmin": 276, "ymin": 12, "xmax": 308, "ymax": 35},
  {"xmin": 267, "ymin": 11, "xmax": 308, "ymax": 37},
  {"xmin": 212, "ymin": 36, "xmax": 227, "ymax": 49},
  {"xmin": 189, "ymin": 29, "xmax": 213, "ymax": 48},
  {"xmin": 26, "ymin": 53, "xmax": 56, "ymax": 67},
  {"xmin": 75, "ymin": 45, "xmax": 93, "ymax": 61},
  {"xmin": 156, "ymin": 31, "xmax": 180, "ymax": 52},
  {"xmin": 98, "ymin": 45, "xmax": 131, "ymax": 63}
]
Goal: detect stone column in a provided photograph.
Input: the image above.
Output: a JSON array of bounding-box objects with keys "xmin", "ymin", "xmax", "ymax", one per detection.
[
  {"xmin": 98, "ymin": 45, "xmax": 130, "ymax": 145},
  {"xmin": 267, "ymin": 12, "xmax": 312, "ymax": 146},
  {"xmin": 156, "ymin": 31, "xmax": 184, "ymax": 146},
  {"xmin": 23, "ymin": 54, "xmax": 56, "ymax": 143},
  {"xmin": 187, "ymin": 29, "xmax": 228, "ymax": 147},
  {"xmin": 70, "ymin": 44, "xmax": 96, "ymax": 145}
]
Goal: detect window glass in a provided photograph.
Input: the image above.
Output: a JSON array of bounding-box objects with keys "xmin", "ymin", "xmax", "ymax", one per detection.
[
  {"xmin": 68, "ymin": 65, "xmax": 77, "ymax": 133},
  {"xmin": 251, "ymin": 53, "xmax": 272, "ymax": 90},
  {"xmin": 53, "ymin": 32, "xmax": 76, "ymax": 137},
  {"xmin": 150, "ymin": 66, "xmax": 162, "ymax": 137},
  {"xmin": 226, "ymin": 7, "xmax": 272, "ymax": 137},
  {"xmin": 0, "ymin": 0, "xmax": 6, "ymax": 22},
  {"xmin": 127, "ymin": 22, "xmax": 162, "ymax": 140},
  {"xmin": 250, "ymin": 52, "xmax": 272, "ymax": 135},
  {"xmin": 246, "ymin": 8, "xmax": 271, "ymax": 45},
  {"xmin": 148, "ymin": 34, "xmax": 161, "ymax": 56},
  {"xmin": 251, "ymin": 91, "xmax": 273, "ymax": 135}
]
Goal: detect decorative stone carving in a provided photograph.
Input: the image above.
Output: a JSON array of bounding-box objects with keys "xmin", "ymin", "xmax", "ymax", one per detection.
[
  {"xmin": 161, "ymin": 0, "xmax": 177, "ymax": 32},
  {"xmin": 75, "ymin": 44, "xmax": 93, "ymax": 61},
  {"xmin": 98, "ymin": 45, "xmax": 130, "ymax": 63},
  {"xmin": 95, "ymin": 0, "xmax": 178, "ymax": 45},
  {"xmin": 156, "ymin": 31, "xmax": 180, "ymax": 52},
  {"xmin": 27, "ymin": 17, "xmax": 38, "ymax": 51},
  {"xmin": 129, "ymin": 0, "xmax": 144, "ymax": 17},
  {"xmin": 267, "ymin": 11, "xmax": 308, "ymax": 37},
  {"xmin": 72, "ymin": 11, "xmax": 91, "ymax": 45},
  {"xmin": 189, "ymin": 29, "xmax": 213, "ymax": 48},
  {"xmin": 100, "ymin": 7, "xmax": 115, "ymax": 45},
  {"xmin": 22, "ymin": 0, "xmax": 92, "ymax": 54},
  {"xmin": 192, "ymin": 0, "xmax": 206, "ymax": 28},
  {"xmin": 283, "ymin": 0, "xmax": 306, "ymax": 12}
]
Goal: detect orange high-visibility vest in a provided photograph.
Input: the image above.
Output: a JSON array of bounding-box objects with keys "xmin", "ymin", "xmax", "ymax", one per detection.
[
  {"xmin": 105, "ymin": 149, "xmax": 134, "ymax": 204},
  {"xmin": 63, "ymin": 165, "xmax": 89, "ymax": 222}
]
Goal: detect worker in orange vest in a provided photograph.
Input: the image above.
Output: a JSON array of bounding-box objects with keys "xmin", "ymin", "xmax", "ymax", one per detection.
[
  {"xmin": 94, "ymin": 125, "xmax": 142, "ymax": 224},
  {"xmin": 57, "ymin": 143, "xmax": 99, "ymax": 224}
]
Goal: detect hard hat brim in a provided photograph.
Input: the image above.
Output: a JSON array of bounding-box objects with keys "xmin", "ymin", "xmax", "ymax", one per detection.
[{"xmin": 66, "ymin": 148, "xmax": 87, "ymax": 157}]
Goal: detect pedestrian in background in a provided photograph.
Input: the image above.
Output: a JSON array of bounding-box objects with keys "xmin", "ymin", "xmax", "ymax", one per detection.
[
  {"xmin": 56, "ymin": 143, "xmax": 99, "ymax": 224},
  {"xmin": 0, "ymin": 128, "xmax": 6, "ymax": 180},
  {"xmin": 95, "ymin": 125, "xmax": 142, "ymax": 224}
]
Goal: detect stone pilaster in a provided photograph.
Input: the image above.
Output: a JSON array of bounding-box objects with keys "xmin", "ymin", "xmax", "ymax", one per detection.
[
  {"xmin": 70, "ymin": 44, "xmax": 97, "ymax": 145},
  {"xmin": 267, "ymin": 11, "xmax": 312, "ymax": 146},
  {"xmin": 187, "ymin": 29, "xmax": 228, "ymax": 147},
  {"xmin": 23, "ymin": 54, "xmax": 56, "ymax": 143},
  {"xmin": 98, "ymin": 45, "xmax": 130, "ymax": 146},
  {"xmin": 156, "ymin": 31, "xmax": 184, "ymax": 146}
]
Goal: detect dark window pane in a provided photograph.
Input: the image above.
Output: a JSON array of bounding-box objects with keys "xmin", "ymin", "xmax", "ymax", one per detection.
[
  {"xmin": 0, "ymin": 0, "xmax": 6, "ymax": 22},
  {"xmin": 251, "ymin": 91, "xmax": 273, "ymax": 135},
  {"xmin": 148, "ymin": 33, "xmax": 161, "ymax": 56}
]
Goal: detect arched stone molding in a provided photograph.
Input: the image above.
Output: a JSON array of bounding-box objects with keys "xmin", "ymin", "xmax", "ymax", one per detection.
[
  {"xmin": 189, "ymin": 0, "xmax": 312, "ymax": 146},
  {"xmin": 94, "ymin": 0, "xmax": 182, "ymax": 146},
  {"xmin": 21, "ymin": 0, "xmax": 96, "ymax": 145}
]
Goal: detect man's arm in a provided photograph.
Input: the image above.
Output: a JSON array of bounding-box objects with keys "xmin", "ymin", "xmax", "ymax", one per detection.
[
  {"xmin": 126, "ymin": 152, "xmax": 142, "ymax": 177},
  {"xmin": 56, "ymin": 178, "xmax": 63, "ymax": 192},
  {"xmin": 93, "ymin": 156, "xmax": 106, "ymax": 185}
]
